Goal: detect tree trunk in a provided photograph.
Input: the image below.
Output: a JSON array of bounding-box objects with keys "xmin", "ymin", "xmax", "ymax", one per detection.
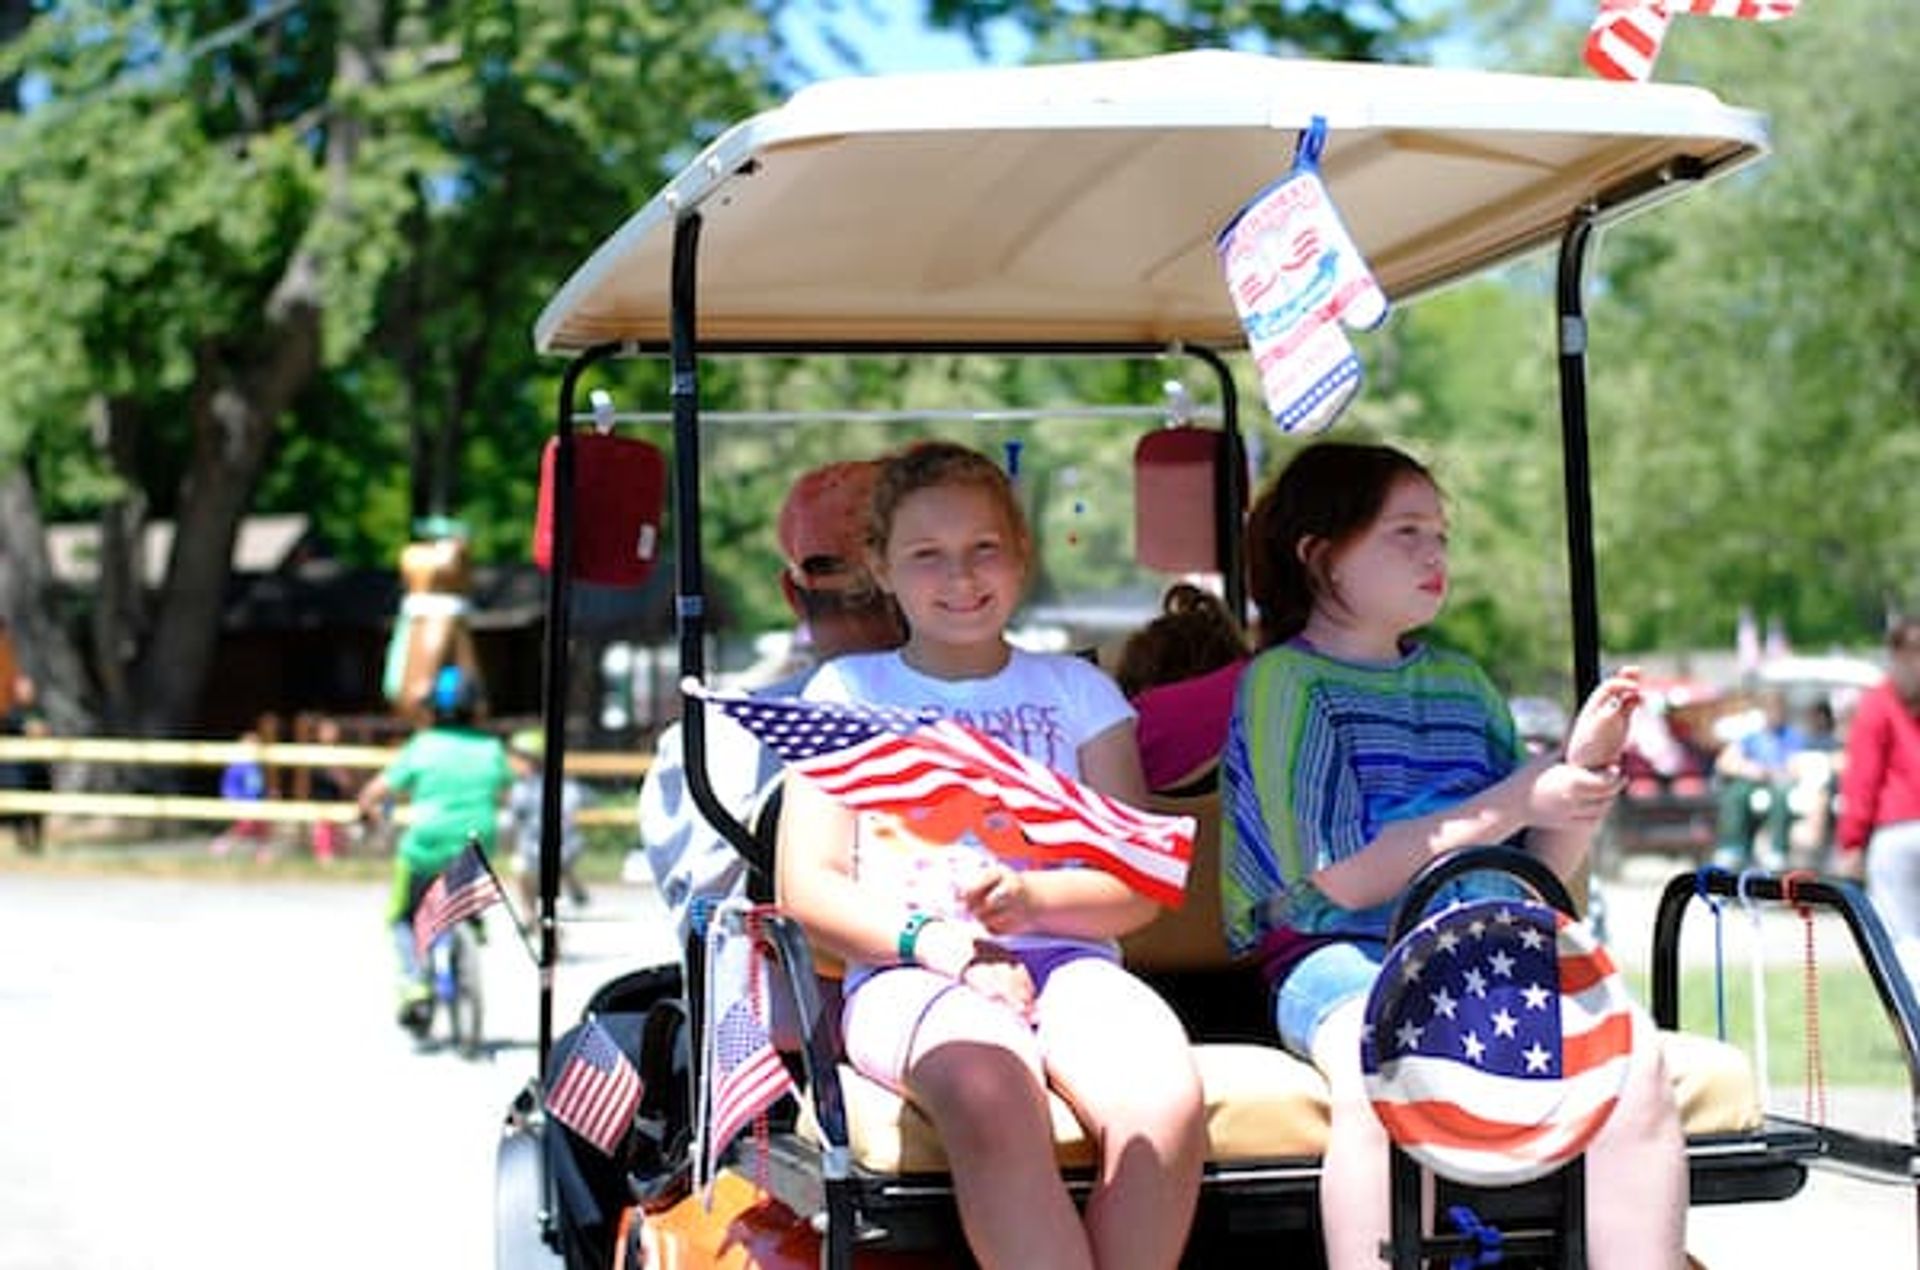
[
  {"xmin": 0, "ymin": 467, "xmax": 94, "ymax": 739},
  {"xmin": 120, "ymin": 16, "xmax": 378, "ymax": 738},
  {"xmin": 129, "ymin": 259, "xmax": 323, "ymax": 738},
  {"xmin": 91, "ymin": 393, "xmax": 150, "ymax": 733}
]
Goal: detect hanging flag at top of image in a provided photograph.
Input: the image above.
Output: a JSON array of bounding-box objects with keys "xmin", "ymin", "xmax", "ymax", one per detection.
[
  {"xmin": 682, "ymin": 680, "xmax": 1193, "ymax": 907},
  {"xmin": 1584, "ymin": 0, "xmax": 1798, "ymax": 83},
  {"xmin": 1216, "ymin": 115, "xmax": 1387, "ymax": 435}
]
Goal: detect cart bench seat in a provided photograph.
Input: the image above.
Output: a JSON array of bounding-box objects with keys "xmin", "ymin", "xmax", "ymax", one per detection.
[{"xmin": 794, "ymin": 1028, "xmax": 1761, "ymax": 1175}]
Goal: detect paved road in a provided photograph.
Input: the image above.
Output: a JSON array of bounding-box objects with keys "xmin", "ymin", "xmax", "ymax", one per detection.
[
  {"xmin": 0, "ymin": 868, "xmax": 677, "ymax": 1270},
  {"xmin": 0, "ymin": 865, "xmax": 1911, "ymax": 1269}
]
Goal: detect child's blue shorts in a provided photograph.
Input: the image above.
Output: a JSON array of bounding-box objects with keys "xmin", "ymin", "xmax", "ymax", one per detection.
[{"xmin": 1274, "ymin": 938, "xmax": 1387, "ymax": 1058}]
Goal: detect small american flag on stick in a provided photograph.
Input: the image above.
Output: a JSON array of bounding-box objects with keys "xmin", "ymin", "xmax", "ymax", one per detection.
[
  {"xmin": 683, "ymin": 680, "xmax": 1193, "ymax": 906},
  {"xmin": 1585, "ymin": 0, "xmax": 1798, "ymax": 83},
  {"xmin": 546, "ymin": 1017, "xmax": 644, "ymax": 1157},
  {"xmin": 696, "ymin": 900, "xmax": 796, "ymax": 1198},
  {"xmin": 412, "ymin": 841, "xmax": 504, "ymax": 961}
]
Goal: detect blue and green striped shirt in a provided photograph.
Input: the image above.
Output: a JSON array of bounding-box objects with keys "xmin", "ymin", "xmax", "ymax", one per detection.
[{"xmin": 1220, "ymin": 640, "xmax": 1522, "ymax": 956}]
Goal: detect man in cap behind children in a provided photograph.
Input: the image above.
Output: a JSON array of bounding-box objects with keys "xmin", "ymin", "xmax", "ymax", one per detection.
[{"xmin": 637, "ymin": 459, "xmax": 905, "ymax": 944}]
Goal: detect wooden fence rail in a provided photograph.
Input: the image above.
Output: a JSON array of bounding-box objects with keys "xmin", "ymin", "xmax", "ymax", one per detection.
[{"xmin": 0, "ymin": 737, "xmax": 652, "ymax": 831}]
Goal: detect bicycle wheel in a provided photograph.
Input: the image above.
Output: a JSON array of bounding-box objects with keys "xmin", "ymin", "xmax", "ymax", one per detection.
[{"xmin": 449, "ymin": 923, "xmax": 485, "ymax": 1058}]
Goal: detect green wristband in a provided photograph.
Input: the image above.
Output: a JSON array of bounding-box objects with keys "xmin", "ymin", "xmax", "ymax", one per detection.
[{"xmin": 897, "ymin": 911, "xmax": 935, "ymax": 964}]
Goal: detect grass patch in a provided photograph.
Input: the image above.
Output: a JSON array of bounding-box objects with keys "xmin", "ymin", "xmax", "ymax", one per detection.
[{"xmin": 1627, "ymin": 965, "xmax": 1915, "ymax": 1090}]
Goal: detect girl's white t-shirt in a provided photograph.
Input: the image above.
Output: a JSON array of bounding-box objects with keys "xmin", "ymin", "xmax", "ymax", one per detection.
[{"xmin": 801, "ymin": 647, "xmax": 1135, "ymax": 978}]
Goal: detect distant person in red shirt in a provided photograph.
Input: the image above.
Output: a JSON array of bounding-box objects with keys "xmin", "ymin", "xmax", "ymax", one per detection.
[{"xmin": 1837, "ymin": 616, "xmax": 1920, "ymax": 985}]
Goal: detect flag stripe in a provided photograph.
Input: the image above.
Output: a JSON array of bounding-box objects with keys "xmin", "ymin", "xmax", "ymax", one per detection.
[
  {"xmin": 1585, "ymin": 0, "xmax": 1796, "ymax": 83},
  {"xmin": 1561, "ymin": 1011, "xmax": 1636, "ymax": 1076},
  {"xmin": 546, "ymin": 1019, "xmax": 644, "ymax": 1157},
  {"xmin": 709, "ymin": 1048, "xmax": 792, "ymax": 1152},
  {"xmin": 1370, "ymin": 1051, "xmax": 1632, "ymax": 1126},
  {"xmin": 688, "ymin": 684, "xmax": 1193, "ymax": 905},
  {"xmin": 412, "ymin": 844, "xmax": 503, "ymax": 960},
  {"xmin": 1373, "ymin": 1096, "xmax": 1621, "ymax": 1170}
]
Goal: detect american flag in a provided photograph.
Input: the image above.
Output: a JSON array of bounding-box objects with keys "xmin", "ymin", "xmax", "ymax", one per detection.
[
  {"xmin": 697, "ymin": 901, "xmax": 796, "ymax": 1194},
  {"xmin": 684, "ymin": 681, "xmax": 1193, "ymax": 906},
  {"xmin": 1585, "ymin": 0, "xmax": 1798, "ymax": 83},
  {"xmin": 1362, "ymin": 899, "xmax": 1635, "ymax": 1187},
  {"xmin": 412, "ymin": 842, "xmax": 503, "ymax": 961},
  {"xmin": 546, "ymin": 1017, "xmax": 644, "ymax": 1157}
]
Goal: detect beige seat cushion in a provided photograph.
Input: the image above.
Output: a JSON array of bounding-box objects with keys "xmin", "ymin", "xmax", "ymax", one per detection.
[
  {"xmin": 794, "ymin": 1031, "xmax": 1759, "ymax": 1174},
  {"xmin": 1659, "ymin": 1029, "xmax": 1764, "ymax": 1133},
  {"xmin": 796, "ymin": 1042, "xmax": 1329, "ymax": 1174}
]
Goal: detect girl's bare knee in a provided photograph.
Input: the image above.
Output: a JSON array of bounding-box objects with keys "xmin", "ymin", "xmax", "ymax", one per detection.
[{"xmin": 912, "ymin": 1042, "xmax": 1053, "ymax": 1144}]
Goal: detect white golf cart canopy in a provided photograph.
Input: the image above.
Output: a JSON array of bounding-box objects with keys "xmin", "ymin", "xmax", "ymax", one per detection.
[
  {"xmin": 519, "ymin": 49, "xmax": 1775, "ymax": 1089},
  {"xmin": 534, "ymin": 49, "xmax": 1767, "ymax": 354}
]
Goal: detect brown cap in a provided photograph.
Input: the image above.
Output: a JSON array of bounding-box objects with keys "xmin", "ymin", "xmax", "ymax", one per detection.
[{"xmin": 776, "ymin": 461, "xmax": 880, "ymax": 580}]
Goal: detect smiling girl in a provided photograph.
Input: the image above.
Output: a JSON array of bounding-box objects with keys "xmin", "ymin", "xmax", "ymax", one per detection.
[{"xmin": 777, "ymin": 440, "xmax": 1204, "ymax": 1270}]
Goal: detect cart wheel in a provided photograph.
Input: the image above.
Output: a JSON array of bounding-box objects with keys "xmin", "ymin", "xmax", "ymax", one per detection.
[{"xmin": 496, "ymin": 1120, "xmax": 566, "ymax": 1269}]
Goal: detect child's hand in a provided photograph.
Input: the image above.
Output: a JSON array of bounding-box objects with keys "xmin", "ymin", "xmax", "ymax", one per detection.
[
  {"xmin": 1563, "ymin": 667, "xmax": 1644, "ymax": 770},
  {"xmin": 962, "ymin": 864, "xmax": 1036, "ymax": 935},
  {"xmin": 958, "ymin": 944, "xmax": 1037, "ymax": 1020},
  {"xmin": 1525, "ymin": 757, "xmax": 1626, "ymax": 828}
]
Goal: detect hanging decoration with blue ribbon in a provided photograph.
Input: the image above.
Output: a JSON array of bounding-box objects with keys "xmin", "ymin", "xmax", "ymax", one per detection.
[{"xmin": 1214, "ymin": 115, "xmax": 1388, "ymax": 435}]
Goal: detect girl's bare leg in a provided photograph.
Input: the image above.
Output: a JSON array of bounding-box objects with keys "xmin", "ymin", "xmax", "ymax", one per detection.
[
  {"xmin": 1585, "ymin": 1011, "xmax": 1688, "ymax": 1270},
  {"xmin": 1311, "ymin": 998, "xmax": 1395, "ymax": 1270},
  {"xmin": 896, "ymin": 981, "xmax": 1093, "ymax": 1270},
  {"xmin": 1038, "ymin": 959, "xmax": 1206, "ymax": 1270}
]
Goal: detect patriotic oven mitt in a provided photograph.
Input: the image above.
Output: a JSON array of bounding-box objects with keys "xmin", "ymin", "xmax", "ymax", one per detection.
[
  {"xmin": 1216, "ymin": 115, "xmax": 1387, "ymax": 435},
  {"xmin": 1361, "ymin": 898, "xmax": 1636, "ymax": 1187}
]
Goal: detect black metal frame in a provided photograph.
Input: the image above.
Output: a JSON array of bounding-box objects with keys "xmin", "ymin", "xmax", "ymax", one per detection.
[{"xmin": 1652, "ymin": 867, "xmax": 1920, "ymax": 1240}]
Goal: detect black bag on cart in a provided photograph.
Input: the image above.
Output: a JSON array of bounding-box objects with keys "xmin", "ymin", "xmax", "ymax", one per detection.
[{"xmin": 542, "ymin": 965, "xmax": 694, "ymax": 1269}]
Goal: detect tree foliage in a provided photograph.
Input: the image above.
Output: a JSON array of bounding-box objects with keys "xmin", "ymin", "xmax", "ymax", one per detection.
[
  {"xmin": 926, "ymin": 0, "xmax": 1424, "ymax": 62},
  {"xmin": 1585, "ymin": 0, "xmax": 1920, "ymax": 649},
  {"xmin": 0, "ymin": 0, "xmax": 790, "ymax": 737}
]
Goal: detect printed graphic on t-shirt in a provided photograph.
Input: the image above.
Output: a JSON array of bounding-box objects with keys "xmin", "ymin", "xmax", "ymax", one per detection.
[{"xmin": 925, "ymin": 701, "xmax": 1070, "ymax": 768}]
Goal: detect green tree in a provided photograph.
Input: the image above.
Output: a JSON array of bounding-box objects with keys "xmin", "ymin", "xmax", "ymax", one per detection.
[
  {"xmin": 926, "ymin": 0, "xmax": 1424, "ymax": 62},
  {"xmin": 0, "ymin": 0, "xmax": 790, "ymax": 740},
  {"xmin": 1587, "ymin": 0, "xmax": 1920, "ymax": 651},
  {"xmin": 1417, "ymin": 0, "xmax": 1920, "ymax": 665}
]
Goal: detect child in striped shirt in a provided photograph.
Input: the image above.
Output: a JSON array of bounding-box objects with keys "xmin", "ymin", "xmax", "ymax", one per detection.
[{"xmin": 1222, "ymin": 440, "xmax": 1688, "ymax": 1270}]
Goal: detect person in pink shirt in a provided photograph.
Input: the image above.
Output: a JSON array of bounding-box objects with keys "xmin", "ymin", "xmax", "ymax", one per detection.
[
  {"xmin": 1837, "ymin": 616, "xmax": 1920, "ymax": 984},
  {"xmin": 1113, "ymin": 583, "xmax": 1250, "ymax": 793}
]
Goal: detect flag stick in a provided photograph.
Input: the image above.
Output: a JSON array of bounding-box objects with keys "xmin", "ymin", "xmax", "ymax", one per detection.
[{"xmin": 470, "ymin": 838, "xmax": 541, "ymax": 969}]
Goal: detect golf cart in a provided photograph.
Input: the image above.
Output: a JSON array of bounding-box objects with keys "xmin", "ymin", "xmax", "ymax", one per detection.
[{"xmin": 504, "ymin": 50, "xmax": 1920, "ymax": 1269}]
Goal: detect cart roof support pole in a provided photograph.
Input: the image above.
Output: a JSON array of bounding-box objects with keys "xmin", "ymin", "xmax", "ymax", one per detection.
[
  {"xmin": 669, "ymin": 214, "xmax": 767, "ymax": 886},
  {"xmin": 1556, "ymin": 211, "xmax": 1602, "ymax": 704},
  {"xmin": 537, "ymin": 346, "xmax": 619, "ymax": 1077},
  {"xmin": 1185, "ymin": 344, "xmax": 1248, "ymax": 620}
]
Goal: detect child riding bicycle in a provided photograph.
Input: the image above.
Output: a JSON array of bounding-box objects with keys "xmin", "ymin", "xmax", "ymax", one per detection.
[{"xmin": 357, "ymin": 665, "xmax": 512, "ymax": 1032}]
